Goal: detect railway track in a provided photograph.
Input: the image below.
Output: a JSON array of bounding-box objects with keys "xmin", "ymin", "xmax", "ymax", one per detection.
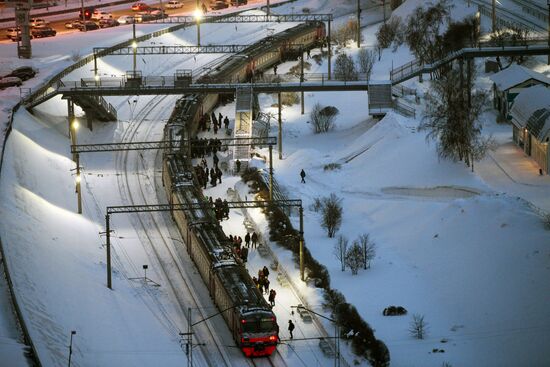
[{"xmin": 114, "ymin": 93, "xmax": 238, "ymax": 366}]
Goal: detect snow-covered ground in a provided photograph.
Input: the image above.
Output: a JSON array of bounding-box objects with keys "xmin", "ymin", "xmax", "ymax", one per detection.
[{"xmin": 0, "ymin": 0, "xmax": 549, "ymax": 366}]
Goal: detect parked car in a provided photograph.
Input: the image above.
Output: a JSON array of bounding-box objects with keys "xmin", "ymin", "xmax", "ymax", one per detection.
[
  {"xmin": 6, "ymin": 27, "xmax": 21, "ymax": 40},
  {"xmin": 99, "ymin": 18, "xmax": 119, "ymax": 28},
  {"xmin": 30, "ymin": 18, "xmax": 49, "ymax": 27},
  {"xmin": 230, "ymin": 0, "xmax": 247, "ymax": 5},
  {"xmin": 91, "ymin": 10, "xmax": 113, "ymax": 20},
  {"xmin": 65, "ymin": 20, "xmax": 80, "ymax": 29},
  {"xmin": 134, "ymin": 12, "xmax": 155, "ymax": 22},
  {"xmin": 6, "ymin": 66, "xmax": 37, "ymax": 81},
  {"xmin": 166, "ymin": 1, "xmax": 182, "ymax": 9},
  {"xmin": 117, "ymin": 15, "xmax": 135, "ymax": 24},
  {"xmin": 0, "ymin": 76, "xmax": 23, "ymax": 89},
  {"xmin": 31, "ymin": 26, "xmax": 56, "ymax": 38},
  {"xmin": 211, "ymin": 1, "xmax": 229, "ymax": 10},
  {"xmin": 132, "ymin": 2, "xmax": 149, "ymax": 11},
  {"xmin": 77, "ymin": 21, "xmax": 99, "ymax": 31}
]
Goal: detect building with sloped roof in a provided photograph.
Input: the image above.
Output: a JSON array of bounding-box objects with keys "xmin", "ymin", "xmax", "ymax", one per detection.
[
  {"xmin": 489, "ymin": 64, "xmax": 550, "ymax": 120},
  {"xmin": 509, "ymin": 84, "xmax": 550, "ymax": 174}
]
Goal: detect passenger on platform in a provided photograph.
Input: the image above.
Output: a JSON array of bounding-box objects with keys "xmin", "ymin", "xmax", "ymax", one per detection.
[
  {"xmin": 252, "ymin": 276, "xmax": 258, "ymax": 288},
  {"xmin": 213, "ymin": 153, "xmax": 219, "ymax": 168},
  {"xmin": 264, "ymin": 277, "xmax": 270, "ymax": 294},
  {"xmin": 216, "ymin": 167, "xmax": 223, "ymax": 184},
  {"xmin": 251, "ymin": 232, "xmax": 258, "ymax": 248},
  {"xmin": 245, "ymin": 232, "xmax": 251, "ymax": 247},
  {"xmin": 262, "ymin": 265, "xmax": 270, "ymax": 279},
  {"xmin": 240, "ymin": 246, "xmax": 248, "ymax": 263},
  {"xmin": 235, "ymin": 159, "xmax": 241, "ymax": 173},
  {"xmin": 269, "ymin": 289, "xmax": 277, "ymax": 307},
  {"xmin": 223, "ymin": 199, "xmax": 229, "ymax": 219},
  {"xmin": 224, "ymin": 116, "xmax": 229, "ymax": 130},
  {"xmin": 210, "ymin": 168, "xmax": 217, "ymax": 187},
  {"xmin": 218, "ymin": 112, "xmax": 223, "ymax": 125}
]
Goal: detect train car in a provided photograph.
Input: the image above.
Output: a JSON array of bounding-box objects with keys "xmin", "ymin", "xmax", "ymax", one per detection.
[
  {"xmin": 160, "ymin": 22, "xmax": 327, "ymax": 358},
  {"xmin": 200, "ymin": 21, "xmax": 326, "ymax": 83},
  {"xmin": 163, "ymin": 154, "xmax": 279, "ymax": 357}
]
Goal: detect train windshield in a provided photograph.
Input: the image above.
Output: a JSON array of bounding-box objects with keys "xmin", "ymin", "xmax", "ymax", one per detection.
[{"xmin": 241, "ymin": 316, "xmax": 276, "ymax": 333}]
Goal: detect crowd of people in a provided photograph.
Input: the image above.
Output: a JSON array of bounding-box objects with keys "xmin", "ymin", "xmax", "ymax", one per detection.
[
  {"xmin": 194, "ymin": 160, "xmax": 223, "ymax": 189},
  {"xmin": 198, "ymin": 112, "xmax": 230, "ymax": 135},
  {"xmin": 190, "ymin": 137, "xmax": 224, "ymax": 159}
]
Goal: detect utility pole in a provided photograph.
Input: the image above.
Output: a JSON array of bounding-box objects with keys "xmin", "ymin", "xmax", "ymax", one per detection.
[
  {"xmin": 300, "ymin": 47, "xmax": 304, "ymax": 115},
  {"xmin": 327, "ymin": 20, "xmax": 332, "ymax": 80},
  {"xmin": 81, "ymin": 0, "xmax": 86, "ymax": 32},
  {"xmin": 491, "ymin": 0, "xmax": 497, "ymax": 33},
  {"xmin": 132, "ymin": 22, "xmax": 137, "ymax": 75},
  {"xmin": 267, "ymin": 0, "xmax": 270, "ymax": 16},
  {"xmin": 547, "ymin": 0, "xmax": 550, "ymax": 64},
  {"xmin": 278, "ymin": 92, "xmax": 282, "ymax": 159},
  {"xmin": 106, "ymin": 214, "xmax": 112, "ymax": 289},
  {"xmin": 76, "ymin": 153, "xmax": 82, "ymax": 214},
  {"xmin": 357, "ymin": 0, "xmax": 361, "ymax": 47},
  {"xmin": 269, "ymin": 145, "xmax": 273, "ymax": 201},
  {"xmin": 68, "ymin": 330, "xmax": 76, "ymax": 367},
  {"xmin": 195, "ymin": 0, "xmax": 201, "ymax": 46},
  {"xmin": 299, "ymin": 206, "xmax": 304, "ymax": 281}
]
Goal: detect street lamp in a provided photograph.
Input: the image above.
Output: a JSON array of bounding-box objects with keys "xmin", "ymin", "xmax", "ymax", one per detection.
[
  {"xmin": 68, "ymin": 330, "xmax": 76, "ymax": 367},
  {"xmin": 194, "ymin": 5, "xmax": 202, "ymax": 46},
  {"xmin": 291, "ymin": 305, "xmax": 340, "ymax": 367}
]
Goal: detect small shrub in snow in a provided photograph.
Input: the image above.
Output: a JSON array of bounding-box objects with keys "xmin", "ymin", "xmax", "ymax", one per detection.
[
  {"xmin": 345, "ymin": 242, "xmax": 364, "ymax": 275},
  {"xmin": 310, "ymin": 197, "xmax": 323, "ymax": 212},
  {"xmin": 383, "ymin": 305, "xmax": 407, "ymax": 316},
  {"xmin": 409, "ymin": 314, "xmax": 428, "ymax": 339},
  {"xmin": 320, "ymin": 193, "xmax": 343, "ymax": 238},
  {"xmin": 310, "ymin": 103, "xmax": 339, "ymax": 133},
  {"xmin": 375, "ymin": 16, "xmax": 402, "ymax": 49},
  {"xmin": 280, "ymin": 92, "xmax": 300, "ymax": 106},
  {"xmin": 358, "ymin": 233, "xmax": 376, "ymax": 269},
  {"xmin": 323, "ymin": 163, "xmax": 341, "ymax": 171},
  {"xmin": 71, "ymin": 51, "xmax": 81, "ymax": 62}
]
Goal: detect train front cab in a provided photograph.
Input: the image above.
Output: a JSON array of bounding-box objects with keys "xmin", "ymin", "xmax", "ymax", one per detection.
[{"xmin": 238, "ymin": 313, "xmax": 278, "ymax": 357}]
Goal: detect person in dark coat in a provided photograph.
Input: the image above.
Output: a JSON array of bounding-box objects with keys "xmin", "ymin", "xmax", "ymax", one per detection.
[
  {"xmin": 235, "ymin": 159, "xmax": 241, "ymax": 173},
  {"xmin": 240, "ymin": 246, "xmax": 248, "ymax": 263},
  {"xmin": 262, "ymin": 265, "xmax": 269, "ymax": 279},
  {"xmin": 245, "ymin": 232, "xmax": 251, "ymax": 247},
  {"xmin": 251, "ymin": 232, "xmax": 258, "ymax": 248},
  {"xmin": 287, "ymin": 319, "xmax": 294, "ymax": 338},
  {"xmin": 264, "ymin": 277, "xmax": 270, "ymax": 294},
  {"xmin": 210, "ymin": 168, "xmax": 217, "ymax": 187},
  {"xmin": 224, "ymin": 116, "xmax": 230, "ymax": 130},
  {"xmin": 218, "ymin": 112, "xmax": 223, "ymax": 126},
  {"xmin": 300, "ymin": 169, "xmax": 306, "ymax": 183},
  {"xmin": 216, "ymin": 167, "xmax": 222, "ymax": 184},
  {"xmin": 213, "ymin": 153, "xmax": 219, "ymax": 167},
  {"xmin": 268, "ymin": 289, "xmax": 276, "ymax": 307}
]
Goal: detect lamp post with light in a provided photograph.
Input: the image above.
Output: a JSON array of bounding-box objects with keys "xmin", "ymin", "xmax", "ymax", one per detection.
[{"xmin": 194, "ymin": 4, "xmax": 202, "ymax": 46}]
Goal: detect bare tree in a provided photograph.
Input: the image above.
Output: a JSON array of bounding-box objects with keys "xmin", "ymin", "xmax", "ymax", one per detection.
[
  {"xmin": 420, "ymin": 64, "xmax": 493, "ymax": 170},
  {"xmin": 345, "ymin": 241, "xmax": 365, "ymax": 275},
  {"xmin": 358, "ymin": 234, "xmax": 376, "ymax": 269},
  {"xmin": 333, "ymin": 19, "xmax": 360, "ymax": 47},
  {"xmin": 490, "ymin": 25, "xmax": 530, "ymax": 68},
  {"xmin": 409, "ymin": 314, "xmax": 428, "ymax": 339},
  {"xmin": 357, "ymin": 48, "xmax": 376, "ymax": 81},
  {"xmin": 375, "ymin": 16, "xmax": 402, "ymax": 50},
  {"xmin": 321, "ymin": 193, "xmax": 343, "ymax": 238},
  {"xmin": 333, "ymin": 235, "xmax": 348, "ymax": 271},
  {"xmin": 310, "ymin": 103, "xmax": 339, "ymax": 133},
  {"xmin": 403, "ymin": 0, "xmax": 451, "ymax": 68},
  {"xmin": 333, "ymin": 53, "xmax": 358, "ymax": 81}
]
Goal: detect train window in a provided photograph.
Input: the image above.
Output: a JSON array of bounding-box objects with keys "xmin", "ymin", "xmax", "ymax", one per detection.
[{"xmin": 241, "ymin": 316, "xmax": 276, "ymax": 333}]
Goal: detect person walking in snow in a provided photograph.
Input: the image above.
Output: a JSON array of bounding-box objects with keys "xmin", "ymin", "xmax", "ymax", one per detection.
[
  {"xmin": 300, "ymin": 169, "xmax": 306, "ymax": 183},
  {"xmin": 245, "ymin": 232, "xmax": 251, "ymax": 247},
  {"xmin": 224, "ymin": 116, "xmax": 229, "ymax": 130},
  {"xmin": 262, "ymin": 265, "xmax": 270, "ymax": 279},
  {"xmin": 288, "ymin": 319, "xmax": 294, "ymax": 339}
]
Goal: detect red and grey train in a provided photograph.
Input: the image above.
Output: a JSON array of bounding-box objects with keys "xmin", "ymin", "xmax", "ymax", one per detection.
[{"xmin": 162, "ymin": 22, "xmax": 325, "ymax": 357}]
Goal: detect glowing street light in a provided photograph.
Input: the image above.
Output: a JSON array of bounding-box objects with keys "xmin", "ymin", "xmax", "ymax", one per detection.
[{"xmin": 194, "ymin": 4, "xmax": 202, "ymax": 46}]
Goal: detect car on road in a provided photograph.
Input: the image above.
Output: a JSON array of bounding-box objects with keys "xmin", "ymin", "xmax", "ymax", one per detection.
[
  {"xmin": 132, "ymin": 2, "xmax": 149, "ymax": 11},
  {"xmin": 166, "ymin": 1, "xmax": 182, "ymax": 9},
  {"xmin": 77, "ymin": 21, "xmax": 99, "ymax": 31},
  {"xmin": 211, "ymin": 1, "xmax": 229, "ymax": 10},
  {"xmin": 99, "ymin": 18, "xmax": 120, "ymax": 28},
  {"xmin": 91, "ymin": 10, "xmax": 113, "ymax": 20},
  {"xmin": 65, "ymin": 20, "xmax": 82, "ymax": 29},
  {"xmin": 31, "ymin": 26, "xmax": 56, "ymax": 38},
  {"xmin": 230, "ymin": 0, "xmax": 247, "ymax": 5},
  {"xmin": 117, "ymin": 15, "xmax": 135, "ymax": 24},
  {"xmin": 30, "ymin": 18, "xmax": 48, "ymax": 27},
  {"xmin": 0, "ymin": 76, "xmax": 23, "ymax": 89},
  {"xmin": 6, "ymin": 27, "xmax": 21, "ymax": 40},
  {"xmin": 134, "ymin": 12, "xmax": 155, "ymax": 22},
  {"xmin": 6, "ymin": 66, "xmax": 37, "ymax": 81}
]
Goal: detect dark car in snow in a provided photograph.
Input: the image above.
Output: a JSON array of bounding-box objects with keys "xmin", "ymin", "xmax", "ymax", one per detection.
[
  {"xmin": 31, "ymin": 26, "xmax": 56, "ymax": 38},
  {"xmin": 7, "ymin": 66, "xmax": 37, "ymax": 81}
]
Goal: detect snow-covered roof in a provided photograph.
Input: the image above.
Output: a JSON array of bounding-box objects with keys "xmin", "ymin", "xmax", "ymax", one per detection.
[
  {"xmin": 489, "ymin": 64, "xmax": 550, "ymax": 91},
  {"xmin": 510, "ymin": 85, "xmax": 550, "ymax": 142}
]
